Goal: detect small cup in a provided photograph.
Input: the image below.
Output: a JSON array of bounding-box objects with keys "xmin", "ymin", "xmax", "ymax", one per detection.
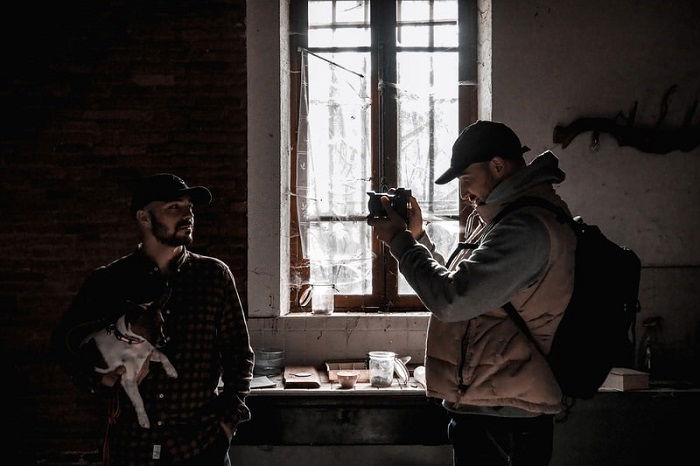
[{"xmin": 336, "ymin": 370, "xmax": 359, "ymax": 389}]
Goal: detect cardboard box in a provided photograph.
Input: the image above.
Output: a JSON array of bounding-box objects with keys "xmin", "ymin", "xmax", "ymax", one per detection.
[
  {"xmin": 600, "ymin": 367, "xmax": 650, "ymax": 391},
  {"xmin": 325, "ymin": 360, "xmax": 369, "ymax": 383}
]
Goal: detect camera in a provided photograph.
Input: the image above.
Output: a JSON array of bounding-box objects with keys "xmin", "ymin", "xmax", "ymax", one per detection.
[{"xmin": 367, "ymin": 188, "xmax": 412, "ymax": 223}]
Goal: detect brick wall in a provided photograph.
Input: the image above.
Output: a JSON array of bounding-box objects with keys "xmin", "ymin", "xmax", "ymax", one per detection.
[{"xmin": 0, "ymin": 1, "xmax": 248, "ymax": 463}]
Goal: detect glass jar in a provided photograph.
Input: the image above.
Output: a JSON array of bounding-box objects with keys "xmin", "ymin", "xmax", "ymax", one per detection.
[
  {"xmin": 368, "ymin": 351, "xmax": 396, "ymax": 387},
  {"xmin": 311, "ymin": 284, "xmax": 335, "ymax": 315},
  {"xmin": 253, "ymin": 348, "xmax": 285, "ymax": 376}
]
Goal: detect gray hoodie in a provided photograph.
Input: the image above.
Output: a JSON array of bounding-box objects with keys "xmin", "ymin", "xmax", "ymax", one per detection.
[{"xmin": 390, "ymin": 151, "xmax": 566, "ymax": 323}]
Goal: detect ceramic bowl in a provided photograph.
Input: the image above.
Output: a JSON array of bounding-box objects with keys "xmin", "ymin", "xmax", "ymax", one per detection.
[{"xmin": 336, "ymin": 370, "xmax": 359, "ymax": 389}]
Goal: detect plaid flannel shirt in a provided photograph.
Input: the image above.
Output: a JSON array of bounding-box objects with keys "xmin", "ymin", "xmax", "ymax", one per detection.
[{"xmin": 52, "ymin": 247, "xmax": 254, "ymax": 465}]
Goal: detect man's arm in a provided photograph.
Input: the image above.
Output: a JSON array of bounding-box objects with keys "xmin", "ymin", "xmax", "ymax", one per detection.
[
  {"xmin": 390, "ymin": 212, "xmax": 550, "ymax": 322},
  {"xmin": 415, "ymin": 230, "xmax": 447, "ymax": 266},
  {"xmin": 51, "ymin": 269, "xmax": 121, "ymax": 394},
  {"xmin": 216, "ymin": 265, "xmax": 255, "ymax": 435}
]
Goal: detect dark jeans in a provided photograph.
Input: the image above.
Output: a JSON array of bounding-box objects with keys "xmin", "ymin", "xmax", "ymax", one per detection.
[{"xmin": 448, "ymin": 413, "xmax": 554, "ymax": 466}]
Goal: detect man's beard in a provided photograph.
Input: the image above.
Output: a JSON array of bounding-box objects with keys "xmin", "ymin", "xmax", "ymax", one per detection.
[{"xmin": 149, "ymin": 212, "xmax": 193, "ymax": 247}]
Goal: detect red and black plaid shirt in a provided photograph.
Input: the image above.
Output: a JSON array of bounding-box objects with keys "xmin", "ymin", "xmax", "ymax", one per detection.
[{"xmin": 52, "ymin": 247, "xmax": 254, "ymax": 465}]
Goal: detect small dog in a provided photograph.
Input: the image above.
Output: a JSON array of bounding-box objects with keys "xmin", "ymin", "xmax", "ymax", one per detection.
[{"xmin": 82, "ymin": 291, "xmax": 177, "ymax": 428}]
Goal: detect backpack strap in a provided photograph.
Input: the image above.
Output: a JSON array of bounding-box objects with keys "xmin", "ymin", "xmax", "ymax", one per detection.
[
  {"xmin": 505, "ymin": 300, "xmax": 575, "ymax": 419},
  {"xmin": 493, "ymin": 196, "xmax": 572, "ymax": 356},
  {"xmin": 491, "ymin": 196, "xmax": 573, "ymax": 229},
  {"xmin": 503, "ymin": 302, "xmax": 545, "ymax": 356}
]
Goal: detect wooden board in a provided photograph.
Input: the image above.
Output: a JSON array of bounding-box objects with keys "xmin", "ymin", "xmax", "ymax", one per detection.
[{"xmin": 283, "ymin": 366, "xmax": 321, "ymax": 388}]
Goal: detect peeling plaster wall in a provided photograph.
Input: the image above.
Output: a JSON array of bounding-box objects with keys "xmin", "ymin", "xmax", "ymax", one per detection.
[
  {"xmin": 491, "ymin": 0, "xmax": 700, "ymax": 381},
  {"xmin": 248, "ymin": 315, "xmax": 430, "ymax": 366}
]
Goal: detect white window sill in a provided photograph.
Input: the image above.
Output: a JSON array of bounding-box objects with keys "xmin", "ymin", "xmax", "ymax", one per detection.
[{"xmin": 278, "ymin": 311, "xmax": 431, "ymax": 319}]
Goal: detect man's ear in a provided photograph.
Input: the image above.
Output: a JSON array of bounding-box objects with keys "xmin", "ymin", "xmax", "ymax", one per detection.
[
  {"xmin": 136, "ymin": 209, "xmax": 150, "ymax": 226},
  {"xmin": 489, "ymin": 156, "xmax": 506, "ymax": 176}
]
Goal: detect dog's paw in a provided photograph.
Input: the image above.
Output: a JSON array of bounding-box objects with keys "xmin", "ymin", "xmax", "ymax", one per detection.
[
  {"xmin": 165, "ymin": 367, "xmax": 178, "ymax": 379},
  {"xmin": 138, "ymin": 414, "xmax": 151, "ymax": 429}
]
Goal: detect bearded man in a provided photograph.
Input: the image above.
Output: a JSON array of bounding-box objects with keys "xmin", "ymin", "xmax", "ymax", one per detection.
[{"xmin": 52, "ymin": 173, "xmax": 254, "ymax": 466}]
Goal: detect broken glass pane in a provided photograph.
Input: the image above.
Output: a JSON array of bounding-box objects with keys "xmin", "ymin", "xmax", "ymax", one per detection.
[{"xmin": 296, "ymin": 51, "xmax": 372, "ymax": 295}]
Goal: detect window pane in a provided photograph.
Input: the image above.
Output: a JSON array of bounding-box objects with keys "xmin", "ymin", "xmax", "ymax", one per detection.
[
  {"xmin": 434, "ymin": 24, "xmax": 458, "ymax": 48},
  {"xmin": 306, "ymin": 52, "xmax": 371, "ymax": 217},
  {"xmin": 398, "ymin": 1, "xmax": 430, "ymax": 22},
  {"xmin": 309, "ymin": 26, "xmax": 370, "ymax": 48},
  {"xmin": 397, "ymin": 25, "xmax": 430, "ymax": 47},
  {"xmin": 304, "ymin": 221, "xmax": 372, "ymax": 295},
  {"xmin": 300, "ymin": 51, "xmax": 372, "ymax": 294},
  {"xmin": 309, "ymin": 1, "xmax": 333, "ymax": 25},
  {"xmin": 433, "ymin": 1, "xmax": 458, "ymax": 21},
  {"xmin": 335, "ymin": 0, "xmax": 368, "ymax": 24},
  {"xmin": 397, "ymin": 50, "xmax": 459, "ymax": 295}
]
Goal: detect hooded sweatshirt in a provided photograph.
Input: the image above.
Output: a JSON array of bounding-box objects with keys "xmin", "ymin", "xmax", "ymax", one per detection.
[{"xmin": 390, "ymin": 151, "xmax": 576, "ymax": 415}]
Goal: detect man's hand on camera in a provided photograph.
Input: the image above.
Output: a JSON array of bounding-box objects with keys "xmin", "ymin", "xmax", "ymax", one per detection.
[
  {"xmin": 407, "ymin": 196, "xmax": 424, "ymax": 240},
  {"xmin": 386, "ymin": 189, "xmax": 423, "ymax": 240},
  {"xmin": 367, "ymin": 196, "xmax": 408, "ymax": 244}
]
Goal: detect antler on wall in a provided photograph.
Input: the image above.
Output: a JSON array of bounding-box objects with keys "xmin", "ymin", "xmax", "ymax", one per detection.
[{"xmin": 554, "ymin": 86, "xmax": 700, "ymax": 154}]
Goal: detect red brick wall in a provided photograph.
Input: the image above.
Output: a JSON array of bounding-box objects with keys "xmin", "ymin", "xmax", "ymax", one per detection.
[{"xmin": 0, "ymin": 1, "xmax": 247, "ymax": 463}]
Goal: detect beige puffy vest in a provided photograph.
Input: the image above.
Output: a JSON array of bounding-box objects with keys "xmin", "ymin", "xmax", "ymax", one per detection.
[{"xmin": 425, "ymin": 186, "xmax": 576, "ymax": 414}]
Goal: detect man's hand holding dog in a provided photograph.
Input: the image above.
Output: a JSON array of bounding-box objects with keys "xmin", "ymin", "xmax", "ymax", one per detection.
[
  {"xmin": 100, "ymin": 365, "xmax": 126, "ymax": 387},
  {"xmin": 368, "ymin": 194, "xmax": 424, "ymax": 244},
  {"xmin": 220, "ymin": 421, "xmax": 235, "ymax": 442},
  {"xmin": 100, "ymin": 357, "xmax": 151, "ymax": 387}
]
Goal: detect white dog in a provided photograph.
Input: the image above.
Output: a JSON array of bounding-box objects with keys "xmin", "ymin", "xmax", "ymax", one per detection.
[{"xmin": 82, "ymin": 292, "xmax": 177, "ymax": 428}]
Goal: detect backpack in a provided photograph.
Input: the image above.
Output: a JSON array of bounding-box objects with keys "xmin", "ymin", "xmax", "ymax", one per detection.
[{"xmin": 492, "ymin": 197, "xmax": 642, "ymax": 400}]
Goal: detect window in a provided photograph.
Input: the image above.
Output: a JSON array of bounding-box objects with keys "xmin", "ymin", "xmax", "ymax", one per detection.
[{"xmin": 290, "ymin": 0, "xmax": 477, "ymax": 312}]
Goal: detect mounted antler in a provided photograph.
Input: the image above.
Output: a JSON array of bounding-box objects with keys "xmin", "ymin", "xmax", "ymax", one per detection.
[{"xmin": 553, "ymin": 86, "xmax": 700, "ymax": 154}]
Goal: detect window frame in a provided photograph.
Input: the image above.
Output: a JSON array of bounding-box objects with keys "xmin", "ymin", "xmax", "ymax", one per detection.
[{"xmin": 289, "ymin": 0, "xmax": 478, "ymax": 313}]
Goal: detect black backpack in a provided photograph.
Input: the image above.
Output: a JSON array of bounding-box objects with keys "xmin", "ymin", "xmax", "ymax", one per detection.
[{"xmin": 493, "ymin": 197, "xmax": 641, "ymax": 400}]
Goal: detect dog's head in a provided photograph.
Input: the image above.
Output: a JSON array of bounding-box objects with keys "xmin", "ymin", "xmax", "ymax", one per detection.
[{"xmin": 124, "ymin": 289, "xmax": 172, "ymax": 348}]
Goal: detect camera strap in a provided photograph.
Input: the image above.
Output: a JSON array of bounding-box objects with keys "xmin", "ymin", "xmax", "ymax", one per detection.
[{"xmin": 445, "ymin": 242, "xmax": 480, "ymax": 270}]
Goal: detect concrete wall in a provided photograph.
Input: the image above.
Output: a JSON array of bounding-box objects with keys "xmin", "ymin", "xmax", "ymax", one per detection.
[{"xmin": 491, "ymin": 0, "xmax": 700, "ymax": 381}]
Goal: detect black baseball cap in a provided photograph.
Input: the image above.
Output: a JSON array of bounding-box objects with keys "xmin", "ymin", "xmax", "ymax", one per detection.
[
  {"xmin": 434, "ymin": 120, "xmax": 530, "ymax": 185},
  {"xmin": 130, "ymin": 173, "xmax": 212, "ymax": 215}
]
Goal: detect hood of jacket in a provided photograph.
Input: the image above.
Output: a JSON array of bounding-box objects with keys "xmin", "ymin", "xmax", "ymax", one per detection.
[{"xmin": 476, "ymin": 151, "xmax": 566, "ymax": 223}]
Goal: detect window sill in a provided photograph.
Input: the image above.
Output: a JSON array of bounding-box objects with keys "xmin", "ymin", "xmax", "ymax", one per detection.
[
  {"xmin": 278, "ymin": 311, "xmax": 431, "ymax": 319},
  {"xmin": 249, "ymin": 374, "xmax": 427, "ymax": 397}
]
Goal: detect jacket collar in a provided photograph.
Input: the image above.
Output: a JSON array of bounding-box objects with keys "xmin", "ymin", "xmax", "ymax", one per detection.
[{"xmin": 133, "ymin": 244, "xmax": 190, "ymax": 275}]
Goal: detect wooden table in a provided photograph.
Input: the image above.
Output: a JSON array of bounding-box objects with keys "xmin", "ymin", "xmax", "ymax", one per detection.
[{"xmin": 233, "ymin": 374, "xmax": 450, "ymax": 446}]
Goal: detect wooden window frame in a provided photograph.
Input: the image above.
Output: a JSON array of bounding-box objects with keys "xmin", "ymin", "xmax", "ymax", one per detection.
[{"xmin": 289, "ymin": 0, "xmax": 478, "ymax": 313}]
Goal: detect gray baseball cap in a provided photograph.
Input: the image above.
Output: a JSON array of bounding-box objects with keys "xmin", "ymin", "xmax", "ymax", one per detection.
[{"xmin": 435, "ymin": 120, "xmax": 530, "ymax": 185}]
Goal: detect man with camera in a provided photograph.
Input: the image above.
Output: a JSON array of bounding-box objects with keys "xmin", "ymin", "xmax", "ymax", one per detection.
[{"xmin": 368, "ymin": 120, "xmax": 576, "ymax": 466}]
